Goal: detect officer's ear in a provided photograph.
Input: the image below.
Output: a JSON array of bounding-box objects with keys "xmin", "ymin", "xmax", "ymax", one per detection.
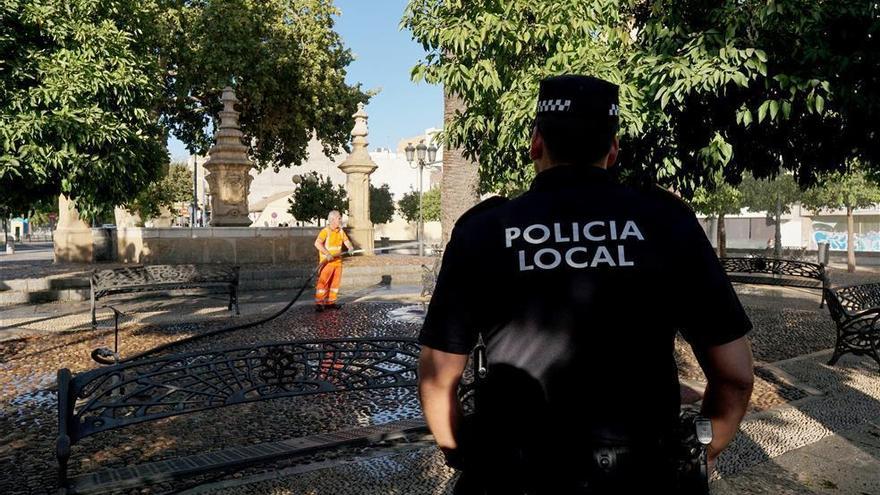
[
  {"xmin": 604, "ymin": 136, "xmax": 620, "ymax": 169},
  {"xmin": 529, "ymin": 126, "xmax": 544, "ymax": 162}
]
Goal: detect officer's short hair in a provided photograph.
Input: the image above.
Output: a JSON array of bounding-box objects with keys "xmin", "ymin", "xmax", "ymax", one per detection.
[{"xmin": 534, "ymin": 115, "xmax": 618, "ymax": 166}]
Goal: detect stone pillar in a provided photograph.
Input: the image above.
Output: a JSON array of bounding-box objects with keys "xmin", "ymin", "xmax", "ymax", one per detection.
[
  {"xmin": 53, "ymin": 195, "xmax": 94, "ymax": 262},
  {"xmin": 114, "ymin": 207, "xmax": 143, "ymax": 228},
  {"xmin": 338, "ymin": 103, "xmax": 377, "ymax": 254},
  {"xmin": 204, "ymin": 87, "xmax": 253, "ymax": 227},
  {"xmin": 149, "ymin": 206, "xmax": 175, "ymax": 228}
]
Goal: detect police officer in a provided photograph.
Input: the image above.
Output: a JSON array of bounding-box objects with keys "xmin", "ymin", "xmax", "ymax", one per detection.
[{"xmin": 418, "ymin": 75, "xmax": 754, "ymax": 494}]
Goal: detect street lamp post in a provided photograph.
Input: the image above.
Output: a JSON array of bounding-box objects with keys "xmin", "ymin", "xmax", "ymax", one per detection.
[{"xmin": 404, "ymin": 141, "xmax": 440, "ymax": 256}]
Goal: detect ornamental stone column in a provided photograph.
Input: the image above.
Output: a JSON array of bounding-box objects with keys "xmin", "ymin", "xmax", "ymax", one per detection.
[
  {"xmin": 338, "ymin": 103, "xmax": 377, "ymax": 254},
  {"xmin": 204, "ymin": 87, "xmax": 253, "ymax": 227}
]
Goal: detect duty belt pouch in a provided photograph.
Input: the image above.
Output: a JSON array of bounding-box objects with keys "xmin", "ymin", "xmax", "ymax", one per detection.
[{"xmin": 672, "ymin": 409, "xmax": 713, "ymax": 494}]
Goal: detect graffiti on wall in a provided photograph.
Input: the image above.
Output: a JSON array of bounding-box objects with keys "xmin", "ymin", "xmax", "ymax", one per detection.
[{"xmin": 813, "ymin": 229, "xmax": 880, "ymax": 252}]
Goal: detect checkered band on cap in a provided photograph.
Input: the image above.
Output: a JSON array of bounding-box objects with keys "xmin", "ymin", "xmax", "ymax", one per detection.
[{"xmin": 536, "ymin": 99, "xmax": 572, "ymax": 113}]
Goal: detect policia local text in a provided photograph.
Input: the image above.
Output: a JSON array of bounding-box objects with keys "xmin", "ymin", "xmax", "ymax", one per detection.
[{"xmin": 505, "ymin": 220, "xmax": 645, "ymax": 271}]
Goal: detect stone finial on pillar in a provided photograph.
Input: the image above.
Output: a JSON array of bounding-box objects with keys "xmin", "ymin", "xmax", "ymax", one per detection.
[
  {"xmin": 204, "ymin": 86, "xmax": 253, "ymax": 227},
  {"xmin": 338, "ymin": 103, "xmax": 377, "ymax": 254}
]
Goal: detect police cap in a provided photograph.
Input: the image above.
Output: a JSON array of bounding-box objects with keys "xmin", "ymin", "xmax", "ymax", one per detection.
[{"xmin": 536, "ymin": 75, "xmax": 620, "ymax": 132}]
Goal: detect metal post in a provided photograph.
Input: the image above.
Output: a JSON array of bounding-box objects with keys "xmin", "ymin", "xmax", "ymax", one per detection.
[
  {"xmin": 192, "ymin": 157, "xmax": 198, "ymax": 228},
  {"xmin": 418, "ymin": 162, "xmax": 424, "ymax": 257}
]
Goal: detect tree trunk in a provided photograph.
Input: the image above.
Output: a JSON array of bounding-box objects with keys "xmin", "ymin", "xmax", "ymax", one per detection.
[
  {"xmin": 847, "ymin": 205, "xmax": 856, "ymax": 273},
  {"xmin": 774, "ymin": 196, "xmax": 783, "ymax": 258},
  {"xmin": 717, "ymin": 213, "xmax": 727, "ymax": 258},
  {"xmin": 440, "ymin": 90, "xmax": 480, "ymax": 246}
]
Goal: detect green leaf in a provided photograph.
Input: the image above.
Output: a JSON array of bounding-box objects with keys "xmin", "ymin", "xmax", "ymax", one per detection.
[
  {"xmin": 815, "ymin": 95, "xmax": 825, "ymax": 114},
  {"xmin": 758, "ymin": 101, "xmax": 770, "ymax": 123},
  {"xmin": 769, "ymin": 100, "xmax": 780, "ymax": 120}
]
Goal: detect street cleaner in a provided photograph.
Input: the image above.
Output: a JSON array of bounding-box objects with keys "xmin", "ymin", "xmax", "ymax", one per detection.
[{"xmin": 314, "ymin": 210, "xmax": 354, "ymax": 312}]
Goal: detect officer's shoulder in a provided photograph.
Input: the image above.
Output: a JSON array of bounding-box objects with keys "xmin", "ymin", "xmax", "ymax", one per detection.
[
  {"xmin": 638, "ymin": 184, "xmax": 696, "ymax": 216},
  {"xmin": 455, "ymin": 195, "xmax": 510, "ymax": 227}
]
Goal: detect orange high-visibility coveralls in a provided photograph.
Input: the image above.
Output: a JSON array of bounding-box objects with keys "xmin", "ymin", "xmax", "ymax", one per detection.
[{"xmin": 315, "ymin": 226, "xmax": 349, "ymax": 306}]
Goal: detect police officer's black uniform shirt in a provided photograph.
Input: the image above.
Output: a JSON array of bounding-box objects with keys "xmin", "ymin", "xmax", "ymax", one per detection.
[{"xmin": 420, "ymin": 165, "xmax": 752, "ymax": 450}]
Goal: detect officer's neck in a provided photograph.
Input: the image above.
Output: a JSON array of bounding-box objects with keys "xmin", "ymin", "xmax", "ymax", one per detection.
[{"xmin": 534, "ymin": 160, "xmax": 608, "ymax": 175}]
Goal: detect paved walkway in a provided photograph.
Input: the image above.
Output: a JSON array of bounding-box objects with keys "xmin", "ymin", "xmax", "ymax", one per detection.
[
  {"xmin": 0, "ymin": 283, "xmax": 427, "ymax": 342},
  {"xmin": 178, "ymin": 350, "xmax": 879, "ymax": 495},
  {"xmin": 1, "ymin": 261, "xmax": 877, "ymax": 493}
]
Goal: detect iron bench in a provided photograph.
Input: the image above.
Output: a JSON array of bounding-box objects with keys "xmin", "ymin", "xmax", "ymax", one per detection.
[
  {"xmin": 720, "ymin": 257, "xmax": 830, "ymax": 308},
  {"xmin": 90, "ymin": 264, "xmax": 240, "ymax": 325},
  {"xmin": 56, "ymin": 338, "xmax": 422, "ymax": 494},
  {"xmin": 824, "ymin": 283, "xmax": 880, "ymax": 371}
]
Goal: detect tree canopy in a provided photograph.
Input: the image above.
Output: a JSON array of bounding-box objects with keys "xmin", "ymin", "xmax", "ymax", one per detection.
[
  {"xmin": 287, "ymin": 172, "xmax": 348, "ymax": 225},
  {"xmin": 801, "ymin": 161, "xmax": 880, "ymax": 271},
  {"xmin": 369, "ymin": 183, "xmax": 396, "ymax": 225},
  {"xmin": 1, "ymin": 0, "xmax": 368, "ymax": 216},
  {"xmin": 398, "ymin": 187, "xmax": 440, "ymax": 223},
  {"xmin": 1, "ymin": 0, "xmax": 168, "ymax": 218},
  {"xmin": 125, "ymin": 162, "xmax": 193, "ymax": 223},
  {"xmin": 403, "ymin": 0, "xmax": 879, "ymax": 196},
  {"xmin": 801, "ymin": 164, "xmax": 880, "ymax": 215},
  {"xmin": 690, "ymin": 173, "xmax": 743, "ymax": 219}
]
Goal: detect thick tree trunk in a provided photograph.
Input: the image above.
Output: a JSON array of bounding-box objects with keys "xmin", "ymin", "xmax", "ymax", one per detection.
[
  {"xmin": 774, "ymin": 196, "xmax": 783, "ymax": 258},
  {"xmin": 440, "ymin": 90, "xmax": 480, "ymax": 246},
  {"xmin": 847, "ymin": 205, "xmax": 856, "ymax": 273},
  {"xmin": 717, "ymin": 213, "xmax": 727, "ymax": 258}
]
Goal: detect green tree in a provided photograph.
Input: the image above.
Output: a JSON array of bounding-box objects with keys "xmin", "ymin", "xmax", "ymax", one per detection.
[
  {"xmin": 164, "ymin": 0, "xmax": 369, "ymax": 168},
  {"xmin": 403, "ymin": 1, "xmax": 879, "ymax": 196},
  {"xmin": 27, "ymin": 197, "xmax": 58, "ymax": 229},
  {"xmin": 690, "ymin": 172, "xmax": 743, "ymax": 258},
  {"xmin": 398, "ymin": 188, "xmax": 441, "ymax": 223},
  {"xmin": 739, "ymin": 172, "xmax": 801, "ymax": 257},
  {"xmin": 125, "ymin": 162, "xmax": 193, "ymax": 223},
  {"xmin": 287, "ymin": 172, "xmax": 347, "ymax": 225},
  {"xmin": 1, "ymin": 0, "xmax": 368, "ymax": 216},
  {"xmin": 370, "ymin": 183, "xmax": 395, "ymax": 225},
  {"xmin": 802, "ymin": 163, "xmax": 880, "ymax": 272},
  {"xmin": 1, "ymin": 0, "xmax": 167, "ymax": 218}
]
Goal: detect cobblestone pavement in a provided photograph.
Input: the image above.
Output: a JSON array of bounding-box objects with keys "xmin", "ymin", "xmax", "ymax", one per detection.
[{"xmin": 0, "ymin": 281, "xmax": 877, "ymax": 494}]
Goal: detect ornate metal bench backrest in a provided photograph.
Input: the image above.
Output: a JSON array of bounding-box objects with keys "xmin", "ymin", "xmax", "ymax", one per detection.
[
  {"xmin": 825, "ymin": 283, "xmax": 880, "ymax": 325},
  {"xmin": 824, "ymin": 283, "xmax": 880, "ymax": 370},
  {"xmin": 56, "ymin": 337, "xmax": 420, "ymax": 486},
  {"xmin": 90, "ymin": 264, "xmax": 240, "ymax": 325},
  {"xmin": 828, "ymin": 283, "xmax": 880, "ymax": 315},
  {"xmin": 92, "ymin": 265, "xmax": 239, "ymax": 295},
  {"xmin": 720, "ymin": 257, "xmax": 825, "ymax": 280}
]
